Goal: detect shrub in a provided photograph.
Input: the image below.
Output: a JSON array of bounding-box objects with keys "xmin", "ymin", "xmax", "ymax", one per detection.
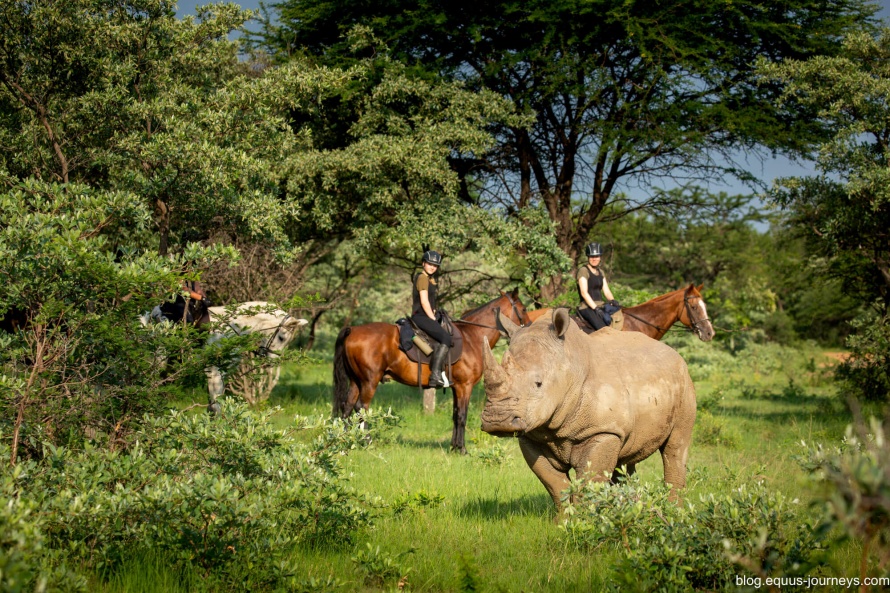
[
  {"xmin": 560, "ymin": 475, "xmax": 826, "ymax": 592},
  {"xmin": 797, "ymin": 413, "xmax": 890, "ymax": 578},
  {"xmin": 0, "ymin": 182, "xmax": 236, "ymax": 454},
  {"xmin": 694, "ymin": 411, "xmax": 739, "ymax": 448},
  {"xmin": 0, "ymin": 400, "xmax": 396, "ymax": 591},
  {"xmin": 350, "ymin": 543, "xmax": 413, "ymax": 587},
  {"xmin": 836, "ymin": 307, "xmax": 890, "ymax": 403}
]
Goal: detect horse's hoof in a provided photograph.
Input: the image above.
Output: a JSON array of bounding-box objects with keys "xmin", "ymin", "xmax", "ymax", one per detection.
[{"xmin": 207, "ymin": 402, "xmax": 221, "ymax": 415}]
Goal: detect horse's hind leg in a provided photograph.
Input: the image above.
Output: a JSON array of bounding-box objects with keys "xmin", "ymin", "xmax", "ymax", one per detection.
[
  {"xmin": 338, "ymin": 380, "xmax": 360, "ymax": 418},
  {"xmin": 206, "ymin": 366, "xmax": 224, "ymax": 414}
]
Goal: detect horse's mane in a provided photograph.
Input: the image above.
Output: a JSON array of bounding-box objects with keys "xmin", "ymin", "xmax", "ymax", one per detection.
[
  {"xmin": 632, "ymin": 285, "xmax": 691, "ymax": 307},
  {"xmin": 459, "ymin": 294, "xmax": 503, "ymax": 319}
]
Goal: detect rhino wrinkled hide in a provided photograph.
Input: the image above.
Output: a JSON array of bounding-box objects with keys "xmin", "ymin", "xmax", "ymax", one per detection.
[{"xmin": 481, "ymin": 308, "xmax": 696, "ymax": 511}]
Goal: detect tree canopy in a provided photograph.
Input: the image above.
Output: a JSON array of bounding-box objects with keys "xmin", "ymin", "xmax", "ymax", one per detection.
[
  {"xmin": 262, "ymin": 0, "xmax": 879, "ymax": 298},
  {"xmin": 759, "ymin": 27, "xmax": 890, "ymax": 400}
]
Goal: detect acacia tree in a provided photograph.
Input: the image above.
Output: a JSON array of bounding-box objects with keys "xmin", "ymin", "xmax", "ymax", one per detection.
[
  {"xmin": 760, "ymin": 28, "xmax": 890, "ymax": 401},
  {"xmin": 261, "ymin": 0, "xmax": 877, "ymax": 299}
]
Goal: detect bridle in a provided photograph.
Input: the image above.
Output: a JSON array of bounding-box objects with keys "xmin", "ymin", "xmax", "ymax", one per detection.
[
  {"xmin": 223, "ymin": 314, "xmax": 292, "ymax": 357},
  {"xmin": 683, "ymin": 295, "xmax": 711, "ymax": 339},
  {"xmin": 621, "ymin": 293, "xmax": 710, "ymax": 337}
]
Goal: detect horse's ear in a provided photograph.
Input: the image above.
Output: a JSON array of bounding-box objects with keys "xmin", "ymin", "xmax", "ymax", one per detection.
[
  {"xmin": 287, "ymin": 317, "xmax": 309, "ymax": 328},
  {"xmin": 496, "ymin": 309, "xmax": 520, "ymax": 340},
  {"xmin": 510, "ymin": 287, "xmax": 520, "ymax": 300},
  {"xmin": 553, "ymin": 308, "xmax": 571, "ymax": 339},
  {"xmin": 696, "ymin": 283, "xmax": 704, "ymax": 292}
]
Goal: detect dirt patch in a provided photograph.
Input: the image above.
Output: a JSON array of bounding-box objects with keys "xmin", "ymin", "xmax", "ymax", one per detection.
[{"xmin": 820, "ymin": 352, "xmax": 850, "ymax": 367}]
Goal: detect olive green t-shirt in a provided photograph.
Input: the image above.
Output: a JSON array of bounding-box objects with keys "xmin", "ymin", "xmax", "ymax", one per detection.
[
  {"xmin": 577, "ymin": 265, "xmax": 604, "ymax": 309},
  {"xmin": 412, "ymin": 272, "xmax": 438, "ymax": 315}
]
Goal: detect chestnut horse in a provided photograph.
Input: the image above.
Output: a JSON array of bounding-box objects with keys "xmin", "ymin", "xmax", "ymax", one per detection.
[
  {"xmin": 526, "ymin": 283, "xmax": 714, "ymax": 342},
  {"xmin": 333, "ymin": 289, "xmax": 531, "ymax": 453}
]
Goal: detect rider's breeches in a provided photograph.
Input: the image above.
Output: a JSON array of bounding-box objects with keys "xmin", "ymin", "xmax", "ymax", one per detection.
[
  {"xmin": 411, "ymin": 314, "xmax": 453, "ymax": 347},
  {"xmin": 578, "ymin": 307, "xmax": 608, "ymax": 331}
]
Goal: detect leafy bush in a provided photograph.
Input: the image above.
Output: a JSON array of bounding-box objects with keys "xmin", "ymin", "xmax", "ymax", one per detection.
[
  {"xmin": 694, "ymin": 412, "xmax": 739, "ymax": 448},
  {"xmin": 560, "ymin": 475, "xmax": 826, "ymax": 592},
  {"xmin": 0, "ymin": 400, "xmax": 396, "ymax": 591},
  {"xmin": 836, "ymin": 307, "xmax": 890, "ymax": 403},
  {"xmin": 350, "ymin": 543, "xmax": 413, "ymax": 587},
  {"xmin": 0, "ymin": 181, "xmax": 236, "ymax": 454},
  {"xmin": 798, "ymin": 413, "xmax": 890, "ymax": 578},
  {"xmin": 390, "ymin": 490, "xmax": 446, "ymax": 516}
]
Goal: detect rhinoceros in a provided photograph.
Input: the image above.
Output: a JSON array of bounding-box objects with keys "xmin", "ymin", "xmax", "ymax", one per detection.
[{"xmin": 481, "ymin": 308, "xmax": 696, "ymax": 511}]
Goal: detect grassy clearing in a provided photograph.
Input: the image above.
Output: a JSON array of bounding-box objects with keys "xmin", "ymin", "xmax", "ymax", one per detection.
[{"xmin": 103, "ymin": 335, "xmax": 878, "ymax": 592}]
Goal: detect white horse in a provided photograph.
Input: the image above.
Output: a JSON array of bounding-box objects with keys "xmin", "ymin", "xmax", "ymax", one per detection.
[
  {"xmin": 205, "ymin": 302, "xmax": 308, "ymax": 409},
  {"xmin": 141, "ymin": 301, "xmax": 308, "ymax": 409}
]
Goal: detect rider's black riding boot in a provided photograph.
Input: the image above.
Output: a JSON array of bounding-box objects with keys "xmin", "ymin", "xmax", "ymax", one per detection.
[{"xmin": 427, "ymin": 343, "xmax": 450, "ymax": 388}]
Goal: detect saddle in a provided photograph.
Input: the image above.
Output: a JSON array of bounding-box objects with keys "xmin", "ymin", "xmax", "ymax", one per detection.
[
  {"xmin": 573, "ymin": 304, "xmax": 624, "ymax": 335},
  {"xmin": 396, "ymin": 316, "xmax": 464, "ymax": 365}
]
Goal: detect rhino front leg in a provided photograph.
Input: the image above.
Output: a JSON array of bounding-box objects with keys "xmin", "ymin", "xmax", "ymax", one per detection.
[{"xmin": 518, "ymin": 437, "xmax": 571, "ymax": 511}]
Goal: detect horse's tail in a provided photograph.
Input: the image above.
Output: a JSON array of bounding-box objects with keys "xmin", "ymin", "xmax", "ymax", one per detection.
[{"xmin": 332, "ymin": 326, "xmax": 353, "ymax": 418}]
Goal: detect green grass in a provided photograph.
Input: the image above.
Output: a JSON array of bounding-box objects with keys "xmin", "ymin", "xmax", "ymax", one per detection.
[{"xmin": 103, "ymin": 337, "xmax": 879, "ymax": 592}]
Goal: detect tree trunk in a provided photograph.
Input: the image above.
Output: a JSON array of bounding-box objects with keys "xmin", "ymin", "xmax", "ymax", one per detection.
[{"xmin": 156, "ymin": 198, "xmax": 170, "ymax": 256}]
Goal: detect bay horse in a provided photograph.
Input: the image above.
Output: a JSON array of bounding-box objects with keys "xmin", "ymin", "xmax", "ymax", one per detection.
[
  {"xmin": 525, "ymin": 283, "xmax": 714, "ymax": 342},
  {"xmin": 332, "ymin": 289, "xmax": 531, "ymax": 453}
]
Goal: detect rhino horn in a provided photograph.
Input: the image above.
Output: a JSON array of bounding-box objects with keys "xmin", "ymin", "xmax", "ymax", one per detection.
[
  {"xmin": 482, "ymin": 338, "xmax": 507, "ymax": 388},
  {"xmin": 553, "ymin": 308, "xmax": 571, "ymax": 338},
  {"xmin": 496, "ymin": 310, "xmax": 520, "ymax": 340}
]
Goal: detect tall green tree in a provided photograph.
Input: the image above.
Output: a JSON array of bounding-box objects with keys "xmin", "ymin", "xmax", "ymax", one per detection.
[
  {"xmin": 260, "ymin": 0, "xmax": 877, "ymax": 299},
  {"xmin": 760, "ymin": 28, "xmax": 890, "ymax": 400}
]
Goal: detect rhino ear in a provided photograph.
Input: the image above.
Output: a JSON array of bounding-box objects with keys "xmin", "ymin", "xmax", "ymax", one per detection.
[
  {"xmin": 496, "ymin": 309, "xmax": 520, "ymax": 339},
  {"xmin": 553, "ymin": 308, "xmax": 571, "ymax": 338}
]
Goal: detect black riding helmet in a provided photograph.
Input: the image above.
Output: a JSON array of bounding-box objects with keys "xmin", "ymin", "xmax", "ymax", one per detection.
[
  {"xmin": 585, "ymin": 243, "xmax": 602, "ymax": 258},
  {"xmin": 422, "ymin": 250, "xmax": 443, "ymax": 266}
]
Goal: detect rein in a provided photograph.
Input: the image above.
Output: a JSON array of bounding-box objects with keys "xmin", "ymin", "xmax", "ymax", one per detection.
[
  {"xmin": 622, "ymin": 295, "xmax": 711, "ymax": 337},
  {"xmin": 453, "ymin": 293, "xmax": 526, "ymax": 331},
  {"xmin": 220, "ymin": 314, "xmax": 292, "ymax": 357}
]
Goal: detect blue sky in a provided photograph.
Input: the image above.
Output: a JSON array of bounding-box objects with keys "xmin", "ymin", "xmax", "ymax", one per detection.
[{"xmin": 174, "ymin": 0, "xmax": 890, "ymax": 199}]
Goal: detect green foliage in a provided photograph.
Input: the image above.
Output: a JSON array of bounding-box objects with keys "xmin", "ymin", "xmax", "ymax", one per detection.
[
  {"xmin": 694, "ymin": 412, "xmax": 739, "ymax": 448},
  {"xmin": 561, "ymin": 476, "xmax": 827, "ymax": 592},
  {"xmin": 456, "ymin": 552, "xmax": 482, "ymax": 593},
  {"xmin": 0, "ymin": 401, "xmax": 390, "ymax": 592},
  {"xmin": 471, "ymin": 439, "xmax": 511, "ymax": 467},
  {"xmin": 836, "ymin": 306, "xmax": 890, "ymax": 402},
  {"xmin": 761, "ymin": 27, "xmax": 890, "ymax": 399},
  {"xmin": 0, "ymin": 181, "xmax": 222, "ymax": 452},
  {"xmin": 390, "ymin": 490, "xmax": 445, "ymax": 516},
  {"xmin": 350, "ymin": 543, "xmax": 413, "ymax": 587},
  {"xmin": 262, "ymin": 0, "xmax": 876, "ymax": 279},
  {"xmin": 798, "ymin": 415, "xmax": 890, "ymax": 576}
]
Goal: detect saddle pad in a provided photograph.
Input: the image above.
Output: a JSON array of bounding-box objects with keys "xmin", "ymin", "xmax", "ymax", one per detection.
[{"xmin": 399, "ymin": 321, "xmax": 464, "ymax": 365}]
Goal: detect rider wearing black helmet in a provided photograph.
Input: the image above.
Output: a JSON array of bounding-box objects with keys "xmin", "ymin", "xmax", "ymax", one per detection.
[
  {"xmin": 577, "ymin": 242, "xmax": 616, "ymax": 331},
  {"xmin": 411, "ymin": 250, "xmax": 452, "ymax": 388}
]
